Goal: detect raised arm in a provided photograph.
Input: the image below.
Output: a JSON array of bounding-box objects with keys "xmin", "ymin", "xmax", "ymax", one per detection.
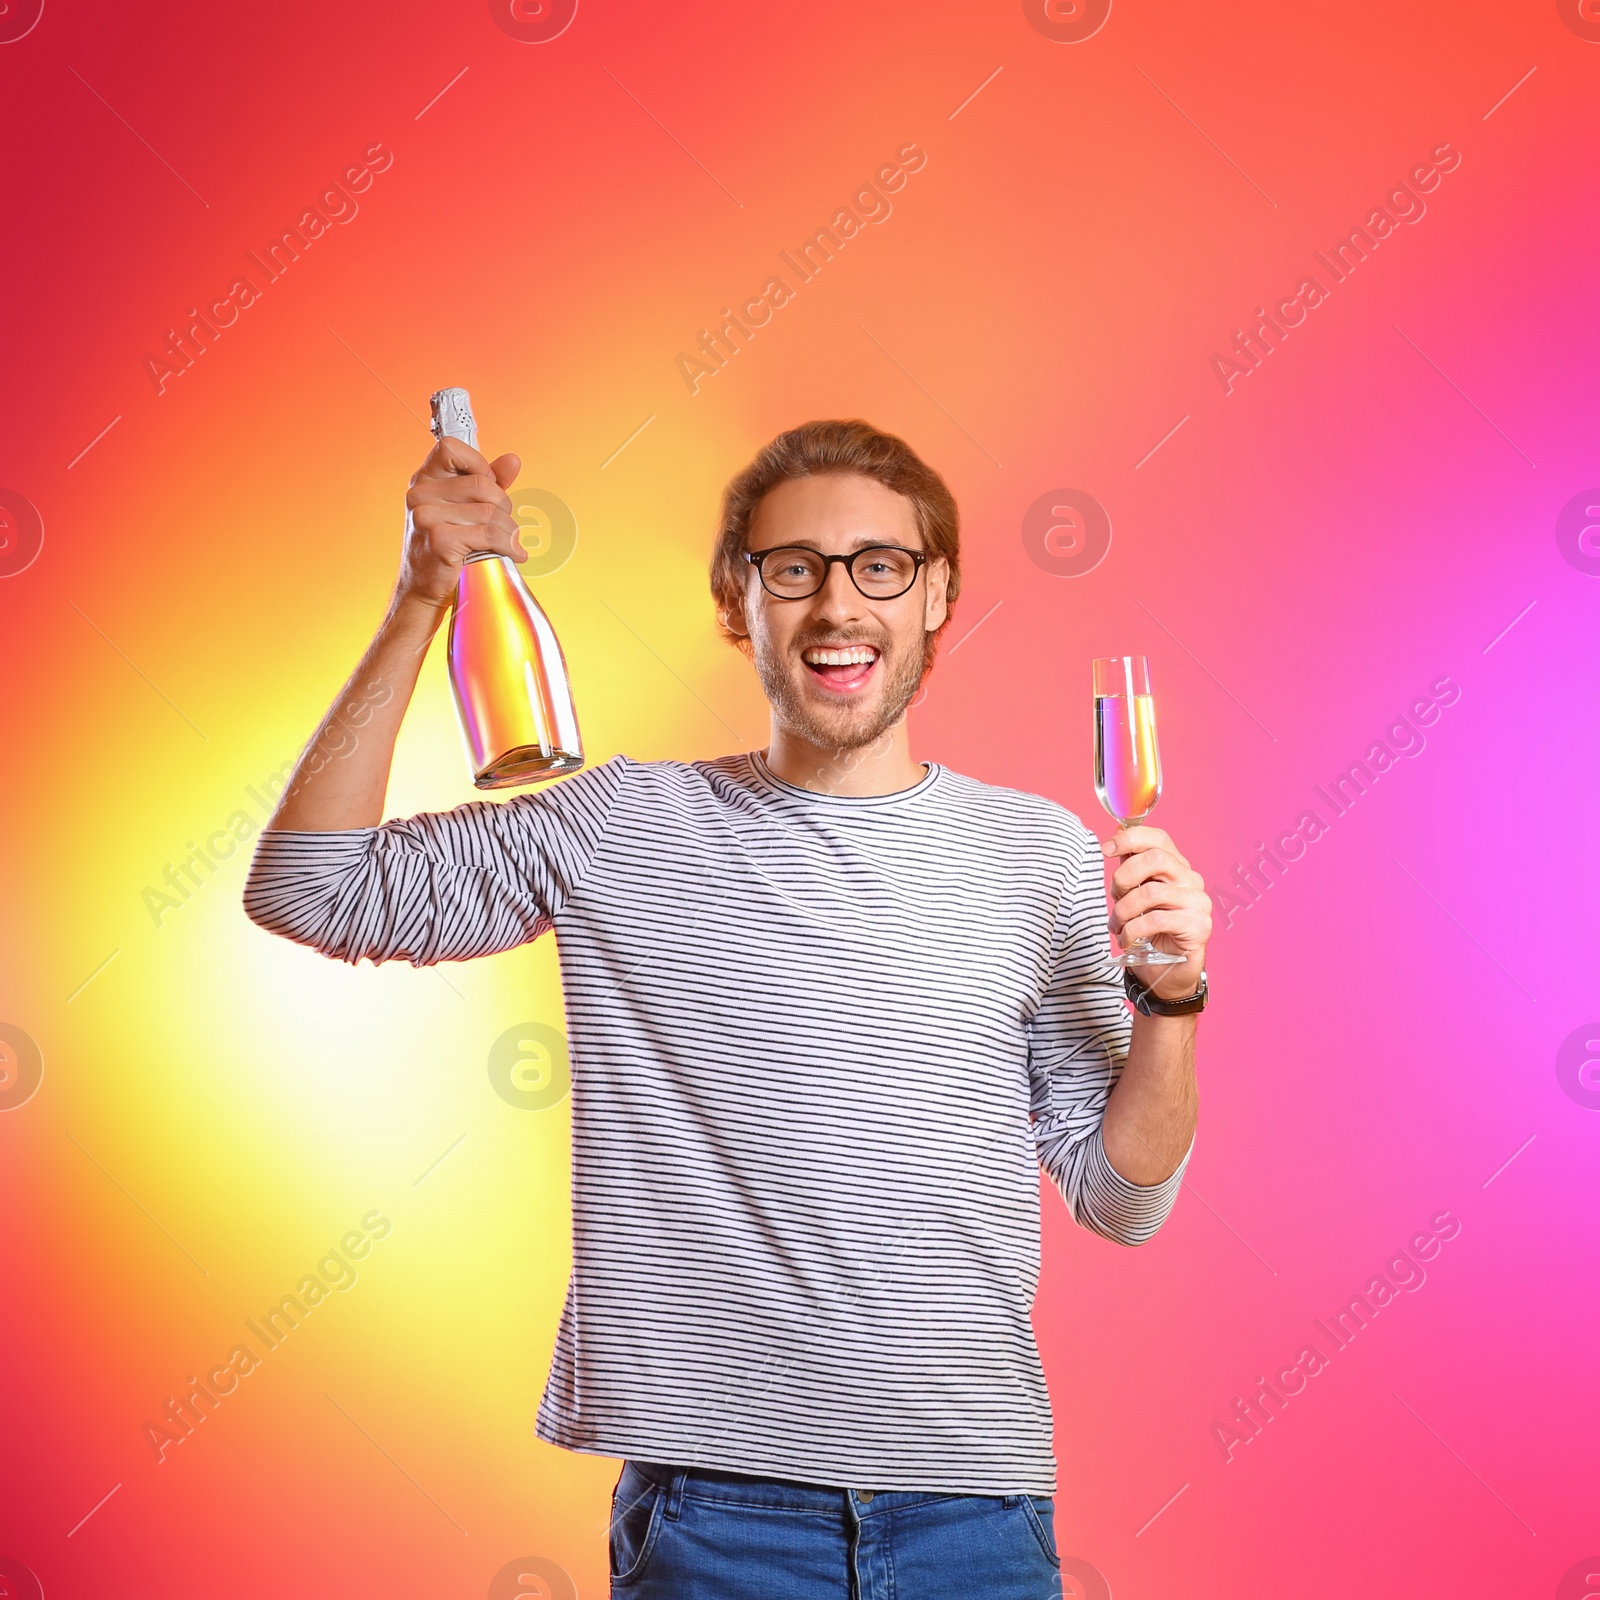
[
  {"xmin": 1026, "ymin": 827, "xmax": 1194, "ymax": 1247},
  {"xmin": 242, "ymin": 427, "xmax": 624, "ymax": 967},
  {"xmin": 242, "ymin": 764, "xmax": 624, "ymax": 966},
  {"xmin": 1098, "ymin": 820, "xmax": 1208, "ymax": 1186},
  {"xmin": 266, "ymin": 432, "xmax": 527, "ymax": 833}
]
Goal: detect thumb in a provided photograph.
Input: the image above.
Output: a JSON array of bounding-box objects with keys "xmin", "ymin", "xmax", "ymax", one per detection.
[
  {"xmin": 490, "ymin": 452, "xmax": 521, "ymax": 490},
  {"xmin": 414, "ymin": 435, "xmax": 490, "ymax": 481}
]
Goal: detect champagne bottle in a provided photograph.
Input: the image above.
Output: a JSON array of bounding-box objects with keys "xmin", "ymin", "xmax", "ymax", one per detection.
[{"xmin": 429, "ymin": 387, "xmax": 584, "ymax": 788}]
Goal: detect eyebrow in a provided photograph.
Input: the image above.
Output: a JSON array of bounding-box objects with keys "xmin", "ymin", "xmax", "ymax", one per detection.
[{"xmin": 762, "ymin": 535, "xmax": 926, "ymax": 553}]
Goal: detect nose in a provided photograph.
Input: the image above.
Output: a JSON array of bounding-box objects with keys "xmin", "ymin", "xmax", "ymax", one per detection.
[{"xmin": 811, "ymin": 558, "xmax": 868, "ymax": 623}]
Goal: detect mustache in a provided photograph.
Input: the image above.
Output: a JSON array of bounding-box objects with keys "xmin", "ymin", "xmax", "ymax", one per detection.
[{"xmin": 791, "ymin": 630, "xmax": 889, "ymax": 652}]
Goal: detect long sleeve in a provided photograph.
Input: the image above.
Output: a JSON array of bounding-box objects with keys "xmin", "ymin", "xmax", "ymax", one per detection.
[
  {"xmin": 241, "ymin": 755, "xmax": 628, "ymax": 966},
  {"xmin": 1025, "ymin": 826, "xmax": 1192, "ymax": 1246}
]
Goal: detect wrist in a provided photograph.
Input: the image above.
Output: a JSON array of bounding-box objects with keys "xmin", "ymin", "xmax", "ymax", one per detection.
[
  {"xmin": 1125, "ymin": 962, "xmax": 1207, "ymax": 1017},
  {"xmin": 1133, "ymin": 955, "xmax": 1205, "ymax": 1001},
  {"xmin": 383, "ymin": 588, "xmax": 450, "ymax": 649}
]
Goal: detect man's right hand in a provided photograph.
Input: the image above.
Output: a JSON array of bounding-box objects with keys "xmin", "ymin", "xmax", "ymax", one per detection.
[{"xmin": 398, "ymin": 438, "xmax": 527, "ymax": 611}]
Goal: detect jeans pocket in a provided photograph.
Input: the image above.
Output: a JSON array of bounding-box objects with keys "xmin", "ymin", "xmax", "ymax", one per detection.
[
  {"xmin": 1019, "ymin": 1495, "xmax": 1061, "ymax": 1567},
  {"xmin": 609, "ymin": 1475, "xmax": 666, "ymax": 1585}
]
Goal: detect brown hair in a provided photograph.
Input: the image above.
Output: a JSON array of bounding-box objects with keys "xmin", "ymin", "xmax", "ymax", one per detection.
[{"xmin": 709, "ymin": 419, "xmax": 962, "ymax": 672}]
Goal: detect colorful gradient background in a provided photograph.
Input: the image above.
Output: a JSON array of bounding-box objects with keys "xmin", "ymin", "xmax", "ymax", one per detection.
[{"xmin": 2, "ymin": 1, "xmax": 1597, "ymax": 1596}]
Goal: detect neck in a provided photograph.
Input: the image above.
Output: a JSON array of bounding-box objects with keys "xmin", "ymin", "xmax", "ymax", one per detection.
[{"xmin": 762, "ymin": 716, "xmax": 927, "ymax": 797}]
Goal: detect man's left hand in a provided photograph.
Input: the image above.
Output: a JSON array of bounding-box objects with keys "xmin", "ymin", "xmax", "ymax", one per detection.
[{"xmin": 1101, "ymin": 826, "xmax": 1212, "ymax": 1000}]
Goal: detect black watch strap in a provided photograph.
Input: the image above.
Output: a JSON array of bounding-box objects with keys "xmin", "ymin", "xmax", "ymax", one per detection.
[{"xmin": 1124, "ymin": 966, "xmax": 1208, "ymax": 1016}]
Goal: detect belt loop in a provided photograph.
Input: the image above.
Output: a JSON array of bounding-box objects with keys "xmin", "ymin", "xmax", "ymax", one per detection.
[
  {"xmin": 664, "ymin": 1469, "xmax": 689, "ymax": 1520},
  {"xmin": 1002, "ymin": 1494, "xmax": 1023, "ymax": 1508}
]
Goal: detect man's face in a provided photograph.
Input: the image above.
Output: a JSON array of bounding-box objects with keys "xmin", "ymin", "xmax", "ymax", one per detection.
[{"xmin": 725, "ymin": 473, "xmax": 949, "ymax": 751}]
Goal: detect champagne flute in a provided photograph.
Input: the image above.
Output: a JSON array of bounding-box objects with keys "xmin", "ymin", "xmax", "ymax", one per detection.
[{"xmin": 1093, "ymin": 655, "xmax": 1186, "ymax": 969}]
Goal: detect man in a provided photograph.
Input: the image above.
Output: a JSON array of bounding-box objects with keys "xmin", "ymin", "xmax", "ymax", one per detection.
[{"xmin": 244, "ymin": 418, "xmax": 1211, "ymax": 1599}]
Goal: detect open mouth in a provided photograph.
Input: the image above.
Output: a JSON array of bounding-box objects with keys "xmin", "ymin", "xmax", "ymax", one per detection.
[{"xmin": 801, "ymin": 642, "xmax": 881, "ymax": 694}]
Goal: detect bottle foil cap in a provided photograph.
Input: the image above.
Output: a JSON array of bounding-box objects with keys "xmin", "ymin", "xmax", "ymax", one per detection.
[{"xmin": 429, "ymin": 387, "xmax": 479, "ymax": 451}]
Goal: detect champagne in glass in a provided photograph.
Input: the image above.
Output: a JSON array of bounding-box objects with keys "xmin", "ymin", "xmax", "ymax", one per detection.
[
  {"xmin": 1093, "ymin": 655, "xmax": 1185, "ymax": 969},
  {"xmin": 430, "ymin": 388, "xmax": 584, "ymax": 788}
]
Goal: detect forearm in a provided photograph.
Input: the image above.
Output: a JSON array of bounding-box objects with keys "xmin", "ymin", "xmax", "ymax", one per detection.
[
  {"xmin": 1100, "ymin": 1002, "xmax": 1198, "ymax": 1186},
  {"xmin": 267, "ymin": 591, "xmax": 445, "ymax": 832}
]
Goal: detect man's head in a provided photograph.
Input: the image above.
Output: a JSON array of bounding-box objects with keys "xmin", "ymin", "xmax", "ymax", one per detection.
[{"xmin": 710, "ymin": 420, "xmax": 961, "ymax": 751}]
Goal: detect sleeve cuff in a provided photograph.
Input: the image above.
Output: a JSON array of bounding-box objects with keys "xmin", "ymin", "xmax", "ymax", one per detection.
[{"xmin": 1079, "ymin": 1126, "xmax": 1193, "ymax": 1246}]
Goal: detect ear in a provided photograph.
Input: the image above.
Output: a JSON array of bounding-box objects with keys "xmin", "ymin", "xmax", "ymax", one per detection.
[
  {"xmin": 922, "ymin": 556, "xmax": 949, "ymax": 633},
  {"xmin": 721, "ymin": 593, "xmax": 750, "ymax": 638}
]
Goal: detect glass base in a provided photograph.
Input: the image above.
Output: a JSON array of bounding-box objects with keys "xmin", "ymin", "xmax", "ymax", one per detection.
[
  {"xmin": 1116, "ymin": 939, "xmax": 1187, "ymax": 970},
  {"xmin": 473, "ymin": 746, "xmax": 584, "ymax": 789}
]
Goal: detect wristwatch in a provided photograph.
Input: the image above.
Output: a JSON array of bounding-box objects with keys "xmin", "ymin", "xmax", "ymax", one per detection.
[{"xmin": 1124, "ymin": 966, "xmax": 1208, "ymax": 1016}]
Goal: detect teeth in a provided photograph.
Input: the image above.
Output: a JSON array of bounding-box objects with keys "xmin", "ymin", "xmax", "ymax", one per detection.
[{"xmin": 803, "ymin": 646, "xmax": 878, "ymax": 666}]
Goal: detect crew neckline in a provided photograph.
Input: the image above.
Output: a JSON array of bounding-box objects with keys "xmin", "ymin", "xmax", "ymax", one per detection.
[{"xmin": 745, "ymin": 749, "xmax": 943, "ymax": 807}]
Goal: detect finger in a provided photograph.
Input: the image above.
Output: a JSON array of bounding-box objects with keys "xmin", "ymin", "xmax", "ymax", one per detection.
[
  {"xmin": 490, "ymin": 452, "xmax": 521, "ymax": 490},
  {"xmin": 411, "ymin": 510, "xmax": 524, "ymax": 562},
  {"xmin": 423, "ymin": 521, "xmax": 528, "ymax": 564},
  {"xmin": 1111, "ymin": 848, "xmax": 1190, "ymax": 896},
  {"xmin": 412, "ymin": 437, "xmax": 493, "ymax": 482},
  {"xmin": 1119, "ymin": 908, "xmax": 1209, "ymax": 948},
  {"xmin": 1111, "ymin": 880, "xmax": 1182, "ymax": 928},
  {"xmin": 407, "ymin": 472, "xmax": 512, "ymax": 511},
  {"xmin": 1100, "ymin": 825, "xmax": 1175, "ymax": 860},
  {"xmin": 1111, "ymin": 882, "xmax": 1208, "ymax": 934},
  {"xmin": 411, "ymin": 499, "xmax": 519, "ymax": 538}
]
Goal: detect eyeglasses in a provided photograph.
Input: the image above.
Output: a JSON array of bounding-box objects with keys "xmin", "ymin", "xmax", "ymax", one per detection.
[{"xmin": 744, "ymin": 544, "xmax": 928, "ymax": 601}]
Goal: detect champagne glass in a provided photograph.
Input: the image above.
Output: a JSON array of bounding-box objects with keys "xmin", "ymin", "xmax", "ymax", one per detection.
[{"xmin": 1093, "ymin": 655, "xmax": 1186, "ymax": 969}]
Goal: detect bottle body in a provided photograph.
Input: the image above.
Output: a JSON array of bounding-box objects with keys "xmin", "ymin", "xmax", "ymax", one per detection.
[
  {"xmin": 446, "ymin": 551, "xmax": 583, "ymax": 788},
  {"xmin": 429, "ymin": 386, "xmax": 583, "ymax": 789}
]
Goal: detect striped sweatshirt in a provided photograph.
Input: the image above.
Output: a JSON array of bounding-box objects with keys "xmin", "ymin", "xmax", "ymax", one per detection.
[{"xmin": 242, "ymin": 750, "xmax": 1192, "ymax": 1495}]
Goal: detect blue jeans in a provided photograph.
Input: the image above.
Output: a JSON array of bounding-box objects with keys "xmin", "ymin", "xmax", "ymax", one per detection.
[{"xmin": 608, "ymin": 1460, "xmax": 1064, "ymax": 1599}]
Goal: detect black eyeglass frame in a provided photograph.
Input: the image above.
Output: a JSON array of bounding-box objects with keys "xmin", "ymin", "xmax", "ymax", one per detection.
[{"xmin": 743, "ymin": 543, "xmax": 929, "ymax": 601}]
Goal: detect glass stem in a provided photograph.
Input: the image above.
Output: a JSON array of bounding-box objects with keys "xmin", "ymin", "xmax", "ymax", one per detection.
[{"xmin": 1118, "ymin": 815, "xmax": 1155, "ymax": 952}]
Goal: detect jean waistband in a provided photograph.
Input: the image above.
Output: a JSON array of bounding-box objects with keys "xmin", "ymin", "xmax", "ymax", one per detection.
[{"xmin": 622, "ymin": 1459, "xmax": 1018, "ymax": 1517}]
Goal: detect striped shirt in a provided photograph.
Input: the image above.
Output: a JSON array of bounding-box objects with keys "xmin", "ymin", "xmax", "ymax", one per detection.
[{"xmin": 242, "ymin": 750, "xmax": 1191, "ymax": 1494}]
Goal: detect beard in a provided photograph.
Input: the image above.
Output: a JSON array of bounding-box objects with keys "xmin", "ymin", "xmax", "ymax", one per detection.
[{"xmin": 749, "ymin": 624, "xmax": 926, "ymax": 752}]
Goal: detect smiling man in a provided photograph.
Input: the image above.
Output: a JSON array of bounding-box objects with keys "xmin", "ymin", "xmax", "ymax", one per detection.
[{"xmin": 243, "ymin": 419, "xmax": 1211, "ymax": 1600}]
